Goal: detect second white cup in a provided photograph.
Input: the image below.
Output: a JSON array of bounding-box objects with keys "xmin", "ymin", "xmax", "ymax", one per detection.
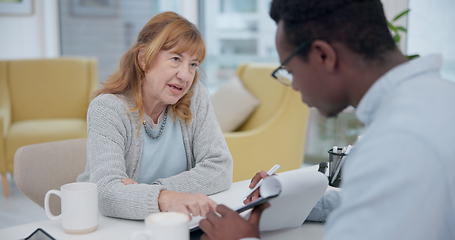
[{"xmin": 131, "ymin": 212, "xmax": 190, "ymax": 240}]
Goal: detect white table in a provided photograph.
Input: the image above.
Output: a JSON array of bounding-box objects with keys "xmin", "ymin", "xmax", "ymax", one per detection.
[
  {"xmin": 0, "ymin": 216, "xmax": 323, "ymax": 239},
  {"xmin": 0, "ymin": 179, "xmax": 324, "ymax": 239}
]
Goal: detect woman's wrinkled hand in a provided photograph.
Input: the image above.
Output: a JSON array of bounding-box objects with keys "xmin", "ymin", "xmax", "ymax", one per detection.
[
  {"xmin": 121, "ymin": 178, "xmax": 138, "ymax": 185},
  {"xmin": 158, "ymin": 190, "xmax": 217, "ymax": 217}
]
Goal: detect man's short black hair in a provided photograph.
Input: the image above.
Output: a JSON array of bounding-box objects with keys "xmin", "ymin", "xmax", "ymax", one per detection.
[{"xmin": 270, "ymin": 0, "xmax": 397, "ymax": 60}]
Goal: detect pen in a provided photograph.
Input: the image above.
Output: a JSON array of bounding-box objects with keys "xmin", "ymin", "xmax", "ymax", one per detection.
[
  {"xmin": 331, "ymin": 145, "xmax": 352, "ymax": 185},
  {"xmin": 244, "ymin": 164, "xmax": 281, "ymax": 198},
  {"xmin": 330, "ymin": 146, "xmax": 339, "ymax": 176}
]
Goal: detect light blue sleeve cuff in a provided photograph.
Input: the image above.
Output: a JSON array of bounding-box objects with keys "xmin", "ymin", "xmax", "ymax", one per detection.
[{"xmin": 306, "ymin": 187, "xmax": 341, "ymax": 222}]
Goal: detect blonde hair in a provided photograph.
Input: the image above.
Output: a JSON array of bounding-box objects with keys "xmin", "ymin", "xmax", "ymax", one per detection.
[{"xmin": 95, "ymin": 11, "xmax": 206, "ymax": 123}]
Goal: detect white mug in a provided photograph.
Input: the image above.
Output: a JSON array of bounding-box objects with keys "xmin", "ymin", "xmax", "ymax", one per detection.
[
  {"xmin": 131, "ymin": 212, "xmax": 190, "ymax": 240},
  {"xmin": 44, "ymin": 182, "xmax": 98, "ymax": 234}
]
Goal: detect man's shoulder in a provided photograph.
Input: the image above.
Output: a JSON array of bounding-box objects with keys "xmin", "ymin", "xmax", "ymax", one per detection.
[
  {"xmin": 359, "ymin": 76, "xmax": 455, "ymax": 172},
  {"xmin": 375, "ymin": 76, "xmax": 455, "ymax": 130}
]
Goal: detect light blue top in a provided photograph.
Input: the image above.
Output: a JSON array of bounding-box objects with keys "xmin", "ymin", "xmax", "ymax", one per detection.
[{"xmin": 136, "ymin": 112, "xmax": 187, "ymax": 184}]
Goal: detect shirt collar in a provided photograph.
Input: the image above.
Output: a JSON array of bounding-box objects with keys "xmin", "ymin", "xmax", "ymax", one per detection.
[{"xmin": 355, "ymin": 54, "xmax": 443, "ymax": 125}]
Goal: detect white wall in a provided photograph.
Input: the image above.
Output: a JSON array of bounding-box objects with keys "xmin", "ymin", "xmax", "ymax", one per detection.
[{"xmin": 0, "ymin": 0, "xmax": 59, "ymax": 60}]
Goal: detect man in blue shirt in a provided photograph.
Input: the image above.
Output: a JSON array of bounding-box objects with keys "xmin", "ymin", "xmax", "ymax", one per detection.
[{"xmin": 199, "ymin": 0, "xmax": 455, "ymax": 239}]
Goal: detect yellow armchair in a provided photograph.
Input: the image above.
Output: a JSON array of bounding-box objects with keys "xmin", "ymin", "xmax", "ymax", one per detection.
[
  {"xmin": 0, "ymin": 58, "xmax": 97, "ymax": 197},
  {"xmin": 225, "ymin": 63, "xmax": 310, "ymax": 181}
]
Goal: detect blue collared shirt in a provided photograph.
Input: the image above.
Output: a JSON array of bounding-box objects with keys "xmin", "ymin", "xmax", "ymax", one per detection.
[
  {"xmin": 325, "ymin": 55, "xmax": 455, "ymax": 239},
  {"xmin": 242, "ymin": 55, "xmax": 455, "ymax": 240}
]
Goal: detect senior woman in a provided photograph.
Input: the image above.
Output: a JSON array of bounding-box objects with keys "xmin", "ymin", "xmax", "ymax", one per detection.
[{"xmin": 77, "ymin": 12, "xmax": 232, "ymax": 220}]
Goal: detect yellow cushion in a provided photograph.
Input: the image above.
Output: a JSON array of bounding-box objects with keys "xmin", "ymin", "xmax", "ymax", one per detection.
[
  {"xmin": 236, "ymin": 64, "xmax": 288, "ymax": 131},
  {"xmin": 8, "ymin": 59, "xmax": 93, "ymax": 122},
  {"xmin": 210, "ymin": 77, "xmax": 260, "ymax": 132},
  {"xmin": 5, "ymin": 119, "xmax": 87, "ymax": 172}
]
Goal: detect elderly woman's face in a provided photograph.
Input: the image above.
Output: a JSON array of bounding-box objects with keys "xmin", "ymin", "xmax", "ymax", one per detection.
[{"xmin": 142, "ymin": 49, "xmax": 200, "ymax": 105}]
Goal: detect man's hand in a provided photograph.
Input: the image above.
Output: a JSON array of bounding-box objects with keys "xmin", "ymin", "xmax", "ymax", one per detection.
[
  {"xmin": 199, "ymin": 203, "xmax": 269, "ymax": 240},
  {"xmin": 244, "ymin": 171, "xmax": 269, "ymax": 204}
]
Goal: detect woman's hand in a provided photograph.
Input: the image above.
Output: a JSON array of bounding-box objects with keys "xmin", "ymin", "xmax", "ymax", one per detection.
[
  {"xmin": 121, "ymin": 178, "xmax": 138, "ymax": 185},
  {"xmin": 158, "ymin": 190, "xmax": 217, "ymax": 217}
]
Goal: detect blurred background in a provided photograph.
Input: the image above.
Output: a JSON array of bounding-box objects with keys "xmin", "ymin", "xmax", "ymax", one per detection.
[{"xmin": 1, "ymin": 0, "xmax": 454, "ymax": 164}]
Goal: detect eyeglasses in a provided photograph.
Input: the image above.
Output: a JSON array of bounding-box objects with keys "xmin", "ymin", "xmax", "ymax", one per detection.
[{"xmin": 271, "ymin": 41, "xmax": 310, "ymax": 86}]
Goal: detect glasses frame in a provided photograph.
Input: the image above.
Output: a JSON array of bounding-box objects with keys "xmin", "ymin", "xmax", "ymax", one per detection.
[{"xmin": 271, "ymin": 41, "xmax": 311, "ymax": 85}]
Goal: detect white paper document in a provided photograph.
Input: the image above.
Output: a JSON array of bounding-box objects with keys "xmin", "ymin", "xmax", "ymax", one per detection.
[{"xmin": 188, "ymin": 167, "xmax": 328, "ymax": 231}]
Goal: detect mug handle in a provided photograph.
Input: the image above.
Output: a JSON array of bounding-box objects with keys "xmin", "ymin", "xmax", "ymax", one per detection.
[
  {"xmin": 130, "ymin": 230, "xmax": 153, "ymax": 240},
  {"xmin": 44, "ymin": 190, "xmax": 61, "ymax": 221}
]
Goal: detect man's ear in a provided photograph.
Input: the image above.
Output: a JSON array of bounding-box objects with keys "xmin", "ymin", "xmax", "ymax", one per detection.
[
  {"xmin": 310, "ymin": 40, "xmax": 337, "ymax": 72},
  {"xmin": 137, "ymin": 48, "xmax": 146, "ymax": 71}
]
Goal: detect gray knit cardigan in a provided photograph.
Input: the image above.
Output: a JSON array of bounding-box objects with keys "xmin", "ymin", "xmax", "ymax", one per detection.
[{"xmin": 77, "ymin": 82, "xmax": 233, "ymax": 220}]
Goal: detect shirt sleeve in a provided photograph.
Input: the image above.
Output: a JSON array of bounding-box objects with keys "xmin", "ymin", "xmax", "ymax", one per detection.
[
  {"xmin": 82, "ymin": 95, "xmax": 165, "ymax": 220},
  {"xmin": 325, "ymin": 130, "xmax": 448, "ymax": 240},
  {"xmin": 306, "ymin": 187, "xmax": 341, "ymax": 222}
]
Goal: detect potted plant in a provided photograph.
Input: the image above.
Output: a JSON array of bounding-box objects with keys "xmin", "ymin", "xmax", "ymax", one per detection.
[{"xmin": 387, "ymin": 9, "xmax": 419, "ymax": 59}]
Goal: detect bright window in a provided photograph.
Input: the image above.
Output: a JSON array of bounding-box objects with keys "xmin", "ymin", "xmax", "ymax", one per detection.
[
  {"xmin": 199, "ymin": 0, "xmax": 278, "ymax": 91},
  {"xmin": 59, "ymin": 0, "xmax": 182, "ymax": 82},
  {"xmin": 408, "ymin": 0, "xmax": 455, "ymax": 82}
]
